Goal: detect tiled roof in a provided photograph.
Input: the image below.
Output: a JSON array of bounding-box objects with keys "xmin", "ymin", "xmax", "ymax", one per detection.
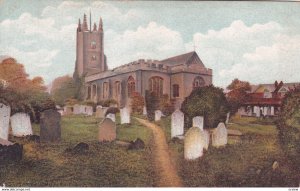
[{"xmin": 160, "ymin": 51, "xmax": 204, "ymax": 67}]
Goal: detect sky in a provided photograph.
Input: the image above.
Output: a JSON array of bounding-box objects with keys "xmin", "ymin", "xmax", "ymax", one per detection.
[{"xmin": 0, "ymin": 0, "xmax": 300, "ymax": 88}]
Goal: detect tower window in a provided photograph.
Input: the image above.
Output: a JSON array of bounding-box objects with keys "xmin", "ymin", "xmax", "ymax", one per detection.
[
  {"xmin": 91, "ymin": 41, "xmax": 96, "ymax": 49},
  {"xmin": 91, "ymin": 55, "xmax": 96, "ymax": 61},
  {"xmin": 193, "ymin": 76, "xmax": 205, "ymax": 89}
]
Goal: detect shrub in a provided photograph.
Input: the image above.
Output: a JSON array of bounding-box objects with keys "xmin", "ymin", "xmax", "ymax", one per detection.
[
  {"xmin": 181, "ymin": 85, "xmax": 229, "ymax": 129},
  {"xmin": 83, "ymin": 100, "xmax": 97, "ymax": 112},
  {"xmin": 277, "ymin": 86, "xmax": 300, "ymax": 170},
  {"xmin": 105, "ymin": 107, "xmax": 120, "ymax": 115},
  {"xmin": 130, "ymin": 92, "xmax": 145, "ymax": 114},
  {"xmin": 145, "ymin": 90, "xmax": 160, "ymax": 121},
  {"xmin": 103, "ymin": 99, "xmax": 118, "ymax": 107},
  {"xmin": 159, "ymin": 94, "xmax": 175, "ymax": 116}
]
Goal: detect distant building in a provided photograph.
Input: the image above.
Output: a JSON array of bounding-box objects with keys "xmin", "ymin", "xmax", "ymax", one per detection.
[
  {"xmin": 238, "ymin": 81, "xmax": 300, "ymax": 117},
  {"xmin": 73, "ymin": 13, "xmax": 213, "ymax": 108}
]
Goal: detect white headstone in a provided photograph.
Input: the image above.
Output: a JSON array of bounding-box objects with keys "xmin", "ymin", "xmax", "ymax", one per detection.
[
  {"xmin": 10, "ymin": 112, "xmax": 32, "ymax": 137},
  {"xmin": 0, "ymin": 103, "xmax": 10, "ymax": 140},
  {"xmin": 203, "ymin": 130, "xmax": 210, "ymax": 150},
  {"xmin": 271, "ymin": 106, "xmax": 275, "ymax": 116},
  {"xmin": 73, "ymin": 104, "xmax": 81, "ymax": 115},
  {"xmin": 263, "ymin": 107, "xmax": 268, "ymax": 116},
  {"xmin": 155, "ymin": 110, "xmax": 162, "ymax": 121},
  {"xmin": 212, "ymin": 123, "xmax": 228, "ymax": 148},
  {"xmin": 171, "ymin": 109, "xmax": 184, "ymax": 138},
  {"xmin": 226, "ymin": 112, "xmax": 230, "ymax": 124},
  {"xmin": 106, "ymin": 113, "xmax": 116, "ymax": 122},
  {"xmin": 85, "ymin": 106, "xmax": 93, "ymax": 116},
  {"xmin": 184, "ymin": 127, "xmax": 205, "ymax": 160},
  {"xmin": 120, "ymin": 107, "xmax": 130, "ymax": 124},
  {"xmin": 193, "ymin": 116, "xmax": 204, "ymax": 130},
  {"xmin": 143, "ymin": 106, "xmax": 147, "ymax": 115},
  {"xmin": 254, "ymin": 106, "xmax": 260, "ymax": 117}
]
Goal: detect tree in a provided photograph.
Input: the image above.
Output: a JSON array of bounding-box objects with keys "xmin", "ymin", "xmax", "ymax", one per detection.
[
  {"xmin": 226, "ymin": 78, "xmax": 251, "ymax": 115},
  {"xmin": 181, "ymin": 85, "xmax": 229, "ymax": 129},
  {"xmin": 145, "ymin": 90, "xmax": 160, "ymax": 121},
  {"xmin": 0, "ymin": 57, "xmax": 55, "ymax": 121},
  {"xmin": 277, "ymin": 86, "xmax": 300, "ymax": 171},
  {"xmin": 50, "ymin": 75, "xmax": 77, "ymax": 106},
  {"xmin": 130, "ymin": 92, "xmax": 145, "ymax": 114}
]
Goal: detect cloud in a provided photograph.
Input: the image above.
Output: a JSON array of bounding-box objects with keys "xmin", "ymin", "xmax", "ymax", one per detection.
[
  {"xmin": 105, "ymin": 22, "xmax": 185, "ymax": 68},
  {"xmin": 186, "ymin": 20, "xmax": 299, "ymax": 87}
]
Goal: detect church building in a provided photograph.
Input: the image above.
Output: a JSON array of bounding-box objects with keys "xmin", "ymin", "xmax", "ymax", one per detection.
[{"xmin": 74, "ymin": 14, "xmax": 213, "ymax": 108}]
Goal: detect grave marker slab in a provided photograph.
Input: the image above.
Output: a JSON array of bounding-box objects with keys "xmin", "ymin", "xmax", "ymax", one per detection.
[
  {"xmin": 155, "ymin": 110, "xmax": 162, "ymax": 121},
  {"xmin": 184, "ymin": 127, "xmax": 205, "ymax": 160},
  {"xmin": 98, "ymin": 118, "xmax": 116, "ymax": 142},
  {"xmin": 120, "ymin": 107, "xmax": 130, "ymax": 124},
  {"xmin": 171, "ymin": 110, "xmax": 184, "ymax": 138},
  {"xmin": 40, "ymin": 109, "xmax": 61, "ymax": 142},
  {"xmin": 212, "ymin": 122, "xmax": 228, "ymax": 148},
  {"xmin": 11, "ymin": 113, "xmax": 32, "ymax": 137},
  {"xmin": 0, "ymin": 103, "xmax": 10, "ymax": 140},
  {"xmin": 193, "ymin": 116, "xmax": 204, "ymax": 130}
]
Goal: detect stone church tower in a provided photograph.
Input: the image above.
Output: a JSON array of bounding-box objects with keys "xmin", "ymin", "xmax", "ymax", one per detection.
[{"xmin": 74, "ymin": 13, "xmax": 107, "ymax": 78}]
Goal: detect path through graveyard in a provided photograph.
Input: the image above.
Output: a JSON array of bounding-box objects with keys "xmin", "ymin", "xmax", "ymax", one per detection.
[{"xmin": 135, "ymin": 117, "xmax": 183, "ymax": 187}]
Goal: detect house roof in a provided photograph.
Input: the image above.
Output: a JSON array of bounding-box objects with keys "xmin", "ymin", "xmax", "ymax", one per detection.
[{"xmin": 160, "ymin": 51, "xmax": 204, "ymax": 67}]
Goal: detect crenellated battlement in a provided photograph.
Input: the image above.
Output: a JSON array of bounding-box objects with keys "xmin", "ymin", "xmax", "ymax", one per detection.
[{"xmin": 112, "ymin": 59, "xmax": 169, "ymax": 73}]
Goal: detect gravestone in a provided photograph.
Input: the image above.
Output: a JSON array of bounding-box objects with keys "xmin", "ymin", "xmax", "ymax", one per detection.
[
  {"xmin": 254, "ymin": 106, "xmax": 260, "ymax": 117},
  {"xmin": 73, "ymin": 104, "xmax": 81, "ymax": 115},
  {"xmin": 143, "ymin": 106, "xmax": 147, "ymax": 115},
  {"xmin": 85, "ymin": 106, "xmax": 93, "ymax": 116},
  {"xmin": 203, "ymin": 130, "xmax": 210, "ymax": 150},
  {"xmin": 96, "ymin": 107, "xmax": 108, "ymax": 118},
  {"xmin": 98, "ymin": 118, "xmax": 116, "ymax": 142},
  {"xmin": 226, "ymin": 112, "xmax": 230, "ymax": 124},
  {"xmin": 11, "ymin": 113, "xmax": 33, "ymax": 137},
  {"xmin": 155, "ymin": 110, "xmax": 162, "ymax": 121},
  {"xmin": 212, "ymin": 122, "xmax": 228, "ymax": 148},
  {"xmin": 0, "ymin": 103, "xmax": 11, "ymax": 140},
  {"xmin": 120, "ymin": 107, "xmax": 130, "ymax": 124},
  {"xmin": 193, "ymin": 116, "xmax": 204, "ymax": 130},
  {"xmin": 271, "ymin": 106, "xmax": 275, "ymax": 116},
  {"xmin": 184, "ymin": 127, "xmax": 205, "ymax": 160},
  {"xmin": 263, "ymin": 107, "xmax": 268, "ymax": 116},
  {"xmin": 171, "ymin": 109, "xmax": 184, "ymax": 138},
  {"xmin": 64, "ymin": 106, "xmax": 73, "ymax": 115},
  {"xmin": 106, "ymin": 113, "xmax": 116, "ymax": 122},
  {"xmin": 40, "ymin": 109, "xmax": 61, "ymax": 142}
]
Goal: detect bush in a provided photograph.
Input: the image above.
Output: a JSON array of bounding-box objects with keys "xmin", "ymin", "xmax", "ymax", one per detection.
[
  {"xmin": 103, "ymin": 99, "xmax": 118, "ymax": 107},
  {"xmin": 105, "ymin": 107, "xmax": 120, "ymax": 115},
  {"xmin": 83, "ymin": 100, "xmax": 97, "ymax": 112},
  {"xmin": 159, "ymin": 94, "xmax": 175, "ymax": 116},
  {"xmin": 145, "ymin": 90, "xmax": 160, "ymax": 121},
  {"xmin": 130, "ymin": 92, "xmax": 145, "ymax": 114},
  {"xmin": 277, "ymin": 86, "xmax": 300, "ymax": 170},
  {"xmin": 181, "ymin": 85, "xmax": 229, "ymax": 129}
]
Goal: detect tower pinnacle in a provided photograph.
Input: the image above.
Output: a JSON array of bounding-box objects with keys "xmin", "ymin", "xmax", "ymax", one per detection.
[
  {"xmin": 98, "ymin": 17, "xmax": 103, "ymax": 31},
  {"xmin": 77, "ymin": 18, "xmax": 81, "ymax": 32},
  {"xmin": 83, "ymin": 13, "xmax": 88, "ymax": 31}
]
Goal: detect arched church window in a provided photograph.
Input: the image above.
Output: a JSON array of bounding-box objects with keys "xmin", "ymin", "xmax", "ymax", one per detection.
[
  {"xmin": 103, "ymin": 82, "xmax": 109, "ymax": 99},
  {"xmin": 115, "ymin": 81, "xmax": 121, "ymax": 97},
  {"xmin": 127, "ymin": 76, "xmax": 135, "ymax": 97},
  {"xmin": 193, "ymin": 76, "xmax": 205, "ymax": 89},
  {"xmin": 92, "ymin": 84, "xmax": 97, "ymax": 100},
  {"xmin": 173, "ymin": 84, "xmax": 179, "ymax": 98},
  {"xmin": 149, "ymin": 76, "xmax": 163, "ymax": 97},
  {"xmin": 91, "ymin": 41, "xmax": 96, "ymax": 49}
]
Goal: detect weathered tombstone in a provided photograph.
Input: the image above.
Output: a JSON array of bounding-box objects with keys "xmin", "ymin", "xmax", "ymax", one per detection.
[
  {"xmin": 271, "ymin": 106, "xmax": 275, "ymax": 116},
  {"xmin": 98, "ymin": 118, "xmax": 116, "ymax": 142},
  {"xmin": 73, "ymin": 104, "xmax": 81, "ymax": 115},
  {"xmin": 0, "ymin": 103, "xmax": 11, "ymax": 140},
  {"xmin": 171, "ymin": 109, "xmax": 184, "ymax": 138},
  {"xmin": 120, "ymin": 107, "xmax": 130, "ymax": 124},
  {"xmin": 184, "ymin": 127, "xmax": 205, "ymax": 160},
  {"xmin": 96, "ymin": 107, "xmax": 108, "ymax": 118},
  {"xmin": 85, "ymin": 106, "xmax": 93, "ymax": 116},
  {"xmin": 155, "ymin": 110, "xmax": 162, "ymax": 121},
  {"xmin": 10, "ymin": 113, "xmax": 33, "ymax": 137},
  {"xmin": 226, "ymin": 112, "xmax": 230, "ymax": 124},
  {"xmin": 64, "ymin": 106, "xmax": 73, "ymax": 115},
  {"xmin": 212, "ymin": 122, "xmax": 228, "ymax": 148},
  {"xmin": 40, "ymin": 109, "xmax": 61, "ymax": 142},
  {"xmin": 0, "ymin": 138, "xmax": 23, "ymax": 163},
  {"xmin": 254, "ymin": 106, "xmax": 260, "ymax": 117},
  {"xmin": 263, "ymin": 107, "xmax": 268, "ymax": 116},
  {"xmin": 143, "ymin": 106, "xmax": 147, "ymax": 115},
  {"xmin": 106, "ymin": 113, "xmax": 116, "ymax": 122},
  {"xmin": 203, "ymin": 130, "xmax": 210, "ymax": 150},
  {"xmin": 193, "ymin": 116, "xmax": 204, "ymax": 130}
]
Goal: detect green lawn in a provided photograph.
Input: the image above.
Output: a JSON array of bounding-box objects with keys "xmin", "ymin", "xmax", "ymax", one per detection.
[
  {"xmin": 0, "ymin": 114, "xmax": 155, "ymax": 187},
  {"xmin": 158, "ymin": 116, "xmax": 299, "ymax": 187}
]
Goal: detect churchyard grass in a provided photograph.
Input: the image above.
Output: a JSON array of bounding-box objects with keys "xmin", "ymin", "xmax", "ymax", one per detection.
[
  {"xmin": 0, "ymin": 114, "xmax": 155, "ymax": 187},
  {"xmin": 159, "ymin": 116, "xmax": 299, "ymax": 187}
]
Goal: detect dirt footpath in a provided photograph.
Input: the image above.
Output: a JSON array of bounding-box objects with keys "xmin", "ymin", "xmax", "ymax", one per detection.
[{"xmin": 135, "ymin": 117, "xmax": 183, "ymax": 187}]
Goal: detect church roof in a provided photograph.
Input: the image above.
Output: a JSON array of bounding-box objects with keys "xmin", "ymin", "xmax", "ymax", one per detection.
[{"xmin": 160, "ymin": 51, "xmax": 204, "ymax": 67}]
